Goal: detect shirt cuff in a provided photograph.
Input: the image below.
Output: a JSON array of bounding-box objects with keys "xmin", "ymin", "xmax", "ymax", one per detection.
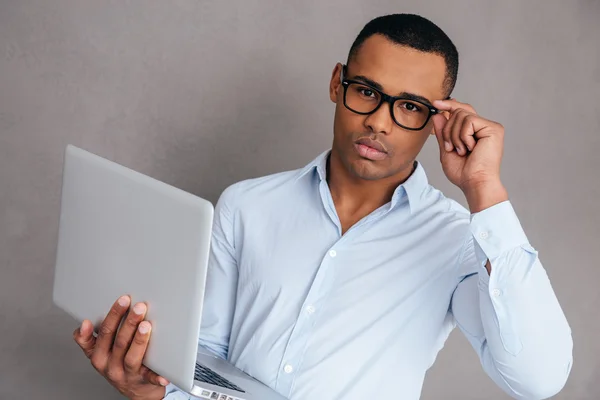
[
  {"xmin": 470, "ymin": 200, "xmax": 529, "ymax": 267},
  {"xmin": 162, "ymin": 383, "xmax": 188, "ymax": 399}
]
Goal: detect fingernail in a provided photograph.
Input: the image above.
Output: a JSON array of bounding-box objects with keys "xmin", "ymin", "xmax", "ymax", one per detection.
[
  {"xmin": 444, "ymin": 141, "xmax": 453, "ymax": 152},
  {"xmin": 159, "ymin": 377, "xmax": 169, "ymax": 386},
  {"xmin": 80, "ymin": 320, "xmax": 87, "ymax": 332},
  {"xmin": 138, "ymin": 322, "xmax": 150, "ymax": 334},
  {"xmin": 133, "ymin": 303, "xmax": 146, "ymax": 315},
  {"xmin": 118, "ymin": 296, "xmax": 130, "ymax": 307}
]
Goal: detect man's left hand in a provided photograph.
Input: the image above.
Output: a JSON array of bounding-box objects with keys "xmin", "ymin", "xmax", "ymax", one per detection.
[{"xmin": 431, "ymin": 98, "xmax": 508, "ymax": 213}]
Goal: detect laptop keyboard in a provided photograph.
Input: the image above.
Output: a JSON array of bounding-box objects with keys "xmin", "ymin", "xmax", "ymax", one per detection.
[{"xmin": 194, "ymin": 363, "xmax": 246, "ymax": 393}]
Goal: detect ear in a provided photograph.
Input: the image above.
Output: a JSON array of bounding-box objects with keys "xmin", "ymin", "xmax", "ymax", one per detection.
[{"xmin": 329, "ymin": 63, "xmax": 344, "ymax": 103}]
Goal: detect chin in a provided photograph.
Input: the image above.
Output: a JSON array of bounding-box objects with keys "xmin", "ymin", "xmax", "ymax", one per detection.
[{"xmin": 347, "ymin": 158, "xmax": 393, "ymax": 181}]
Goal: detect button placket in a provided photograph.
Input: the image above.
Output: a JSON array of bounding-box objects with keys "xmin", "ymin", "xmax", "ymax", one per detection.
[{"xmin": 274, "ymin": 244, "xmax": 339, "ymax": 394}]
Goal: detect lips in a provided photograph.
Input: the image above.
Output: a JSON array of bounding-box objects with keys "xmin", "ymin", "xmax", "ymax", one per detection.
[
  {"xmin": 356, "ymin": 137, "xmax": 387, "ymax": 153},
  {"xmin": 354, "ymin": 138, "xmax": 388, "ymax": 161}
]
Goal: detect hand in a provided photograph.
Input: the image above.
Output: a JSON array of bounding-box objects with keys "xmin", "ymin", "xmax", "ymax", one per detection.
[
  {"xmin": 431, "ymin": 99, "xmax": 508, "ymax": 212},
  {"xmin": 73, "ymin": 295, "xmax": 169, "ymax": 400}
]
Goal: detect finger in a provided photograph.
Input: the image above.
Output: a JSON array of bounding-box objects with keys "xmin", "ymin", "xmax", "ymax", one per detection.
[
  {"xmin": 109, "ymin": 302, "xmax": 147, "ymax": 371},
  {"xmin": 124, "ymin": 321, "xmax": 152, "ymax": 374},
  {"xmin": 459, "ymin": 115, "xmax": 477, "ymax": 152},
  {"xmin": 432, "ymin": 114, "xmax": 452, "ymax": 159},
  {"xmin": 432, "ymin": 113, "xmax": 452, "ymax": 153},
  {"xmin": 92, "ymin": 295, "xmax": 131, "ymax": 367},
  {"xmin": 442, "ymin": 110, "xmax": 462, "ymax": 153},
  {"xmin": 451, "ymin": 110, "xmax": 470, "ymax": 156},
  {"xmin": 433, "ymin": 99, "xmax": 477, "ymax": 114},
  {"xmin": 140, "ymin": 365, "xmax": 170, "ymax": 387},
  {"xmin": 73, "ymin": 319, "xmax": 96, "ymax": 359}
]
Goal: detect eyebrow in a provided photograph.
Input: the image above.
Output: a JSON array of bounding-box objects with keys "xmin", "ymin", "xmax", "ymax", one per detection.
[{"xmin": 351, "ymin": 74, "xmax": 435, "ymax": 108}]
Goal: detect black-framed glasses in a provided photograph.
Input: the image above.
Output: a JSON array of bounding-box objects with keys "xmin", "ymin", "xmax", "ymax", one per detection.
[{"xmin": 340, "ymin": 64, "xmax": 442, "ymax": 131}]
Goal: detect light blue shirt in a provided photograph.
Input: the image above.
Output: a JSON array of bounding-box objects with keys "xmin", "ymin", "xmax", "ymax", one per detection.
[{"xmin": 165, "ymin": 150, "xmax": 572, "ymax": 400}]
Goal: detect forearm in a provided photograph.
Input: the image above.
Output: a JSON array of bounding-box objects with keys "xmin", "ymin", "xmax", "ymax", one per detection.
[
  {"xmin": 471, "ymin": 201, "xmax": 573, "ymax": 398},
  {"xmin": 478, "ymin": 255, "xmax": 572, "ymax": 398}
]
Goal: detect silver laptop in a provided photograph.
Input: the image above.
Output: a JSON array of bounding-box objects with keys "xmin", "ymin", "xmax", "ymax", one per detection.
[{"xmin": 53, "ymin": 145, "xmax": 287, "ymax": 400}]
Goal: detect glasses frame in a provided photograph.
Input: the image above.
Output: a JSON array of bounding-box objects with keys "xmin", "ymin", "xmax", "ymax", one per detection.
[{"xmin": 340, "ymin": 64, "xmax": 443, "ymax": 131}]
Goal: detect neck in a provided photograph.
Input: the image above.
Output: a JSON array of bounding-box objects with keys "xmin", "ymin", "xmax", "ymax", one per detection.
[{"xmin": 327, "ymin": 150, "xmax": 416, "ymax": 213}]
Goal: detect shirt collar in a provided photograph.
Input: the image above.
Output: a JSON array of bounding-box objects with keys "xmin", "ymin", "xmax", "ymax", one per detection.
[
  {"xmin": 296, "ymin": 149, "xmax": 330, "ymax": 182},
  {"xmin": 296, "ymin": 150, "xmax": 429, "ymax": 214},
  {"xmin": 394, "ymin": 161, "xmax": 429, "ymax": 214}
]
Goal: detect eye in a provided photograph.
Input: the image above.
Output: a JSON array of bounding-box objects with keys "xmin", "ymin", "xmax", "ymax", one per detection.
[
  {"xmin": 400, "ymin": 101, "xmax": 422, "ymax": 113},
  {"xmin": 358, "ymin": 87, "xmax": 376, "ymax": 98},
  {"xmin": 356, "ymin": 86, "xmax": 378, "ymax": 99}
]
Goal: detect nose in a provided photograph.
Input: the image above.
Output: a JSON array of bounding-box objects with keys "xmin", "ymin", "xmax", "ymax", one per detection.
[{"xmin": 364, "ymin": 100, "xmax": 394, "ymax": 135}]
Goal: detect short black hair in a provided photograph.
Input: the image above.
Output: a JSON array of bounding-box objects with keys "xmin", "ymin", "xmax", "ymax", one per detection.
[{"xmin": 347, "ymin": 14, "xmax": 459, "ymax": 97}]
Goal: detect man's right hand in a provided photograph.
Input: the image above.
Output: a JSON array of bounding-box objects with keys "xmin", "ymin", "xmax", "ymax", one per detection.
[{"xmin": 73, "ymin": 295, "xmax": 170, "ymax": 400}]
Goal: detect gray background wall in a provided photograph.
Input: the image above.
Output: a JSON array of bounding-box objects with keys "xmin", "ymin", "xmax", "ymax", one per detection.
[{"xmin": 1, "ymin": 0, "xmax": 598, "ymax": 399}]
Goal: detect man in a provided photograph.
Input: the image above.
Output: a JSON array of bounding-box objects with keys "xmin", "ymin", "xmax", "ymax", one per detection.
[{"xmin": 74, "ymin": 14, "xmax": 573, "ymax": 400}]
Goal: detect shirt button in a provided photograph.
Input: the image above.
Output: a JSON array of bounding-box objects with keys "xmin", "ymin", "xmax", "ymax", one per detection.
[
  {"xmin": 329, "ymin": 250, "xmax": 337, "ymax": 258},
  {"xmin": 306, "ymin": 305, "xmax": 315, "ymax": 314},
  {"xmin": 479, "ymin": 231, "xmax": 489, "ymax": 240},
  {"xmin": 284, "ymin": 364, "xmax": 293, "ymax": 373},
  {"xmin": 492, "ymin": 289, "xmax": 502, "ymax": 297}
]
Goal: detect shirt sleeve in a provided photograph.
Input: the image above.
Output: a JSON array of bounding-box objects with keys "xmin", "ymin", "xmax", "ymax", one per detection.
[
  {"xmin": 162, "ymin": 383, "xmax": 193, "ymax": 399},
  {"xmin": 450, "ymin": 201, "xmax": 573, "ymax": 400},
  {"xmin": 198, "ymin": 182, "xmax": 240, "ymax": 358},
  {"xmin": 163, "ymin": 184, "xmax": 241, "ymax": 400}
]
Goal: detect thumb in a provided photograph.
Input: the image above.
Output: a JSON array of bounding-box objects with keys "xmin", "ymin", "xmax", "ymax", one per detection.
[
  {"xmin": 140, "ymin": 366, "xmax": 170, "ymax": 387},
  {"xmin": 73, "ymin": 319, "xmax": 96, "ymax": 359},
  {"xmin": 431, "ymin": 114, "xmax": 447, "ymax": 154}
]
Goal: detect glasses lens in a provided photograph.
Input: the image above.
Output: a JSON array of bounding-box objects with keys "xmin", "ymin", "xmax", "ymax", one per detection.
[
  {"xmin": 393, "ymin": 99, "xmax": 430, "ymax": 129},
  {"xmin": 345, "ymin": 83, "xmax": 381, "ymax": 114}
]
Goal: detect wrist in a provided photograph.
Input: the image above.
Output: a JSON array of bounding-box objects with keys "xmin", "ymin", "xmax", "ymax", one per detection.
[{"xmin": 462, "ymin": 179, "xmax": 508, "ymax": 213}]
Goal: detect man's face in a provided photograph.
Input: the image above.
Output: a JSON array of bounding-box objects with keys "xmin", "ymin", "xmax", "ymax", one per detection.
[{"xmin": 329, "ymin": 34, "xmax": 448, "ymax": 181}]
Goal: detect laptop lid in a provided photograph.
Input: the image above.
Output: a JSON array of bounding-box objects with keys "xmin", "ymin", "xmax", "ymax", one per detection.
[{"xmin": 52, "ymin": 144, "xmax": 214, "ymax": 391}]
